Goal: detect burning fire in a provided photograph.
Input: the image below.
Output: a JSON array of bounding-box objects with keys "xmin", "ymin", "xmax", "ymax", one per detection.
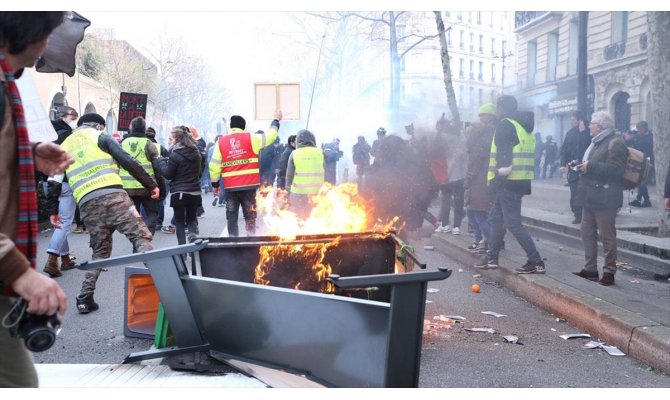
[{"xmin": 252, "ymin": 183, "xmax": 400, "ymax": 292}]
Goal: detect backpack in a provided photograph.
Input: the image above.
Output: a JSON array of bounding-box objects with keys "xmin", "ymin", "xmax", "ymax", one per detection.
[{"xmin": 611, "ymin": 139, "xmax": 652, "ymax": 190}]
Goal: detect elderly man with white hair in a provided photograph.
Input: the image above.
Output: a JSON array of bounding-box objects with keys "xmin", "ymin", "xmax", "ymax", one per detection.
[{"xmin": 572, "ymin": 111, "xmax": 628, "ymax": 286}]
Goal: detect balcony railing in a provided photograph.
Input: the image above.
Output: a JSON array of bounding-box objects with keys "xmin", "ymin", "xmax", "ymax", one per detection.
[
  {"xmin": 515, "ymin": 11, "xmax": 549, "ymax": 29},
  {"xmin": 604, "ymin": 41, "xmax": 626, "ymax": 61}
]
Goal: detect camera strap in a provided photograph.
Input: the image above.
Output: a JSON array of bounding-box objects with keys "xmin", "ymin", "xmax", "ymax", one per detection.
[{"xmin": 0, "ymin": 298, "xmax": 26, "ymax": 329}]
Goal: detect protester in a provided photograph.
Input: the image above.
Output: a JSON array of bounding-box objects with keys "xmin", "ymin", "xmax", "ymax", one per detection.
[
  {"xmin": 153, "ymin": 126, "xmax": 202, "ymax": 245},
  {"xmin": 533, "ymin": 131, "xmax": 544, "ymax": 179},
  {"xmin": 277, "ymin": 134, "xmax": 296, "ymax": 190},
  {"xmin": 208, "ymin": 134, "xmax": 226, "ymax": 207},
  {"xmin": 260, "ymin": 135, "xmax": 282, "ymax": 187},
  {"xmin": 559, "ymin": 111, "xmax": 591, "ymax": 224},
  {"xmin": 572, "ymin": 111, "xmax": 628, "ymax": 286},
  {"xmin": 286, "ymin": 129, "xmax": 325, "ymax": 219},
  {"xmin": 370, "ymin": 127, "xmax": 386, "ymax": 162},
  {"xmin": 52, "ymin": 105, "xmax": 78, "ymax": 144},
  {"xmin": 209, "ymin": 110, "xmax": 282, "ymax": 237},
  {"xmin": 322, "ymin": 138, "xmax": 343, "ymax": 185},
  {"xmin": 352, "ymin": 135, "xmax": 371, "ymax": 189},
  {"xmin": 146, "ymin": 127, "xmax": 169, "ymax": 231},
  {"xmin": 627, "ymin": 120, "xmax": 654, "ymax": 208},
  {"xmin": 541, "ymin": 135, "xmax": 558, "ymax": 179},
  {"xmin": 1, "ymin": 11, "xmax": 70, "ymax": 387},
  {"xmin": 435, "ymin": 115, "xmax": 467, "ymax": 235},
  {"xmin": 476, "ymin": 95, "xmax": 545, "ymax": 274}
]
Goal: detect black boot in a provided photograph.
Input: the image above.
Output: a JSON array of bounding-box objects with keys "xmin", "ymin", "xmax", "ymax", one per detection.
[{"xmin": 76, "ymin": 292, "xmax": 99, "ymax": 314}]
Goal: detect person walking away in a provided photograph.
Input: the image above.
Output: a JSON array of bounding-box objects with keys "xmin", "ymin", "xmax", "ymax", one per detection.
[
  {"xmin": 464, "ymin": 103, "xmax": 496, "ymax": 253},
  {"xmin": 571, "ymin": 111, "xmax": 628, "ymax": 286},
  {"xmin": 277, "ymin": 134, "xmax": 297, "ymax": 191},
  {"xmin": 209, "ymin": 110, "xmax": 282, "ymax": 237},
  {"xmin": 477, "ymin": 95, "xmax": 545, "ymax": 274},
  {"xmin": 322, "ymin": 138, "xmax": 343, "ymax": 185},
  {"xmin": 541, "ymin": 135, "xmax": 558, "ymax": 179},
  {"xmin": 352, "ymin": 135, "xmax": 371, "ymax": 190},
  {"xmin": 533, "ymin": 131, "xmax": 544, "ymax": 179},
  {"xmin": 286, "ymin": 129, "xmax": 325, "ymax": 219},
  {"xmin": 146, "ymin": 127, "xmax": 169, "ymax": 231},
  {"xmin": 628, "ymin": 120, "xmax": 654, "ymax": 207},
  {"xmin": 55, "ymin": 113, "xmax": 159, "ymax": 313},
  {"xmin": 153, "ymin": 126, "xmax": 202, "ymax": 245},
  {"xmin": 208, "ymin": 134, "xmax": 226, "ymax": 207},
  {"xmin": 1, "ymin": 11, "xmax": 71, "ymax": 387},
  {"xmin": 370, "ymin": 127, "xmax": 386, "ymax": 163},
  {"xmin": 559, "ymin": 111, "xmax": 591, "ymax": 224},
  {"xmin": 435, "ymin": 116, "xmax": 467, "ymax": 235},
  {"xmin": 259, "ymin": 135, "xmax": 281, "ymax": 187}
]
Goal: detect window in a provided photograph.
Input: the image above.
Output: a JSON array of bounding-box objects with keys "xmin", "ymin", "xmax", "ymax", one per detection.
[
  {"xmin": 469, "ymin": 32, "xmax": 474, "ymax": 51},
  {"xmin": 491, "ymin": 90, "xmax": 496, "ymax": 103},
  {"xmin": 502, "ymin": 40, "xmax": 507, "ymax": 54},
  {"xmin": 548, "ymin": 31, "xmax": 559, "ymax": 81},
  {"xmin": 469, "ymin": 87, "xmax": 475, "ymax": 107},
  {"xmin": 460, "ymin": 31, "xmax": 465, "ymax": 49},
  {"xmin": 491, "ymin": 63, "xmax": 496, "ymax": 83},
  {"xmin": 459, "ymin": 85, "xmax": 464, "ymax": 106},
  {"xmin": 612, "ymin": 11, "xmax": 628, "ymax": 44},
  {"xmin": 478, "ymin": 61, "xmax": 484, "ymax": 80},
  {"xmin": 458, "ymin": 12, "xmax": 463, "ymax": 21},
  {"xmin": 477, "ymin": 11, "xmax": 482, "ymax": 25},
  {"xmin": 489, "ymin": 12, "xmax": 494, "ymax": 28},
  {"xmin": 468, "ymin": 12, "xmax": 472, "ymax": 23},
  {"xmin": 568, "ymin": 21, "xmax": 578, "ymax": 75},
  {"xmin": 478, "ymin": 88, "xmax": 484, "ymax": 105},
  {"xmin": 491, "ymin": 38, "xmax": 496, "ymax": 56},
  {"xmin": 459, "ymin": 58, "xmax": 465, "ymax": 78},
  {"xmin": 527, "ymin": 40, "xmax": 537, "ymax": 87},
  {"xmin": 448, "ymin": 29, "xmax": 452, "ymax": 47},
  {"xmin": 479, "ymin": 35, "xmax": 484, "ymax": 53},
  {"xmin": 444, "ymin": 11, "xmax": 451, "ymax": 18},
  {"xmin": 469, "ymin": 60, "xmax": 474, "ymax": 79}
]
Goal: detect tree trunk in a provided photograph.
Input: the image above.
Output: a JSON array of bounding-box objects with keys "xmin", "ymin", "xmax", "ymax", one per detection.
[
  {"xmin": 433, "ymin": 12, "xmax": 460, "ymax": 128},
  {"xmin": 647, "ymin": 12, "xmax": 670, "ymax": 236},
  {"xmin": 389, "ymin": 12, "xmax": 400, "ymax": 116}
]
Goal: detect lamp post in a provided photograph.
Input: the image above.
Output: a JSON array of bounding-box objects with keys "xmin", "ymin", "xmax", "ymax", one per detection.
[{"xmin": 494, "ymin": 51, "xmax": 513, "ymax": 93}]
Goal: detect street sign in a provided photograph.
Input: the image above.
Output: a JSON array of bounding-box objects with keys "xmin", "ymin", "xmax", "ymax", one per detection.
[
  {"xmin": 118, "ymin": 92, "xmax": 148, "ymax": 131},
  {"xmin": 254, "ymin": 83, "xmax": 300, "ymax": 120}
]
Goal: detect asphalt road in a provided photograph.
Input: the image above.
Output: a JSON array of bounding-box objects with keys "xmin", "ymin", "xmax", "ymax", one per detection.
[{"xmin": 30, "ymin": 193, "xmax": 670, "ymax": 388}]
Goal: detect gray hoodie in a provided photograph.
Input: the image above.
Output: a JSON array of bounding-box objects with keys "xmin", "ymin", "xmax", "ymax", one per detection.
[{"xmin": 285, "ymin": 129, "xmax": 317, "ymax": 189}]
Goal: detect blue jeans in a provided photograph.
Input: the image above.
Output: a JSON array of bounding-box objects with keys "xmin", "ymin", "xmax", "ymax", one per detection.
[
  {"xmin": 46, "ymin": 182, "xmax": 76, "ymax": 256},
  {"xmin": 487, "ymin": 188, "xmax": 541, "ymax": 263},
  {"xmin": 467, "ymin": 208, "xmax": 490, "ymax": 244}
]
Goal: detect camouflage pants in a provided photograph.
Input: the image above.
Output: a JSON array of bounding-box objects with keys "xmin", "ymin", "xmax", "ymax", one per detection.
[{"xmin": 79, "ymin": 192, "xmax": 153, "ymax": 295}]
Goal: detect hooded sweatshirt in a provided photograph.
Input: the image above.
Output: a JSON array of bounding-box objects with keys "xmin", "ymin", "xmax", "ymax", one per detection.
[{"xmin": 285, "ymin": 129, "xmax": 317, "ymax": 190}]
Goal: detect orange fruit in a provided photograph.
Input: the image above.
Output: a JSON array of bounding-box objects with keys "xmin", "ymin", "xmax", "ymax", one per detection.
[{"xmin": 471, "ymin": 284, "xmax": 481, "ymax": 293}]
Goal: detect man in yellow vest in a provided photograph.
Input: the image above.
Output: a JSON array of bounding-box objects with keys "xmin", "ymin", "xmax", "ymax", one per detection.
[
  {"xmin": 209, "ymin": 110, "xmax": 282, "ymax": 237},
  {"xmin": 475, "ymin": 95, "xmax": 545, "ymax": 274},
  {"xmin": 119, "ymin": 116, "xmax": 161, "ymax": 235},
  {"xmin": 54, "ymin": 113, "xmax": 159, "ymax": 313},
  {"xmin": 285, "ymin": 129, "xmax": 325, "ymax": 219}
]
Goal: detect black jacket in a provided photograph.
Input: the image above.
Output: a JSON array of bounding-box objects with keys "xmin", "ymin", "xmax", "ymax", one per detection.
[
  {"xmin": 51, "ymin": 119, "xmax": 73, "ymax": 145},
  {"xmin": 559, "ymin": 126, "xmax": 591, "ymax": 183},
  {"xmin": 576, "ymin": 131, "xmax": 628, "ymax": 210},
  {"xmin": 490, "ymin": 113, "xmax": 535, "ymax": 195},
  {"xmin": 153, "ymin": 143, "xmax": 202, "ymax": 194},
  {"xmin": 276, "ymin": 145, "xmax": 294, "ymax": 189}
]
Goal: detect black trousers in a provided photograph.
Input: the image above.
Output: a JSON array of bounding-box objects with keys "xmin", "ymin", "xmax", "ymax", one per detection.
[
  {"xmin": 569, "ymin": 179, "xmax": 582, "ymax": 221},
  {"xmin": 225, "ymin": 189, "xmax": 257, "ymax": 237}
]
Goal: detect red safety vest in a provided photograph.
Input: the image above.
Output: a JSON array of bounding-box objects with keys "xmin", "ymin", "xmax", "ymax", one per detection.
[{"xmin": 218, "ymin": 132, "xmax": 260, "ymax": 190}]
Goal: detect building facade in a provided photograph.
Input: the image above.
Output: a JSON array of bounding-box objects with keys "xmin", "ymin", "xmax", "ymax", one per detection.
[{"xmin": 511, "ymin": 11, "xmax": 650, "ymax": 144}]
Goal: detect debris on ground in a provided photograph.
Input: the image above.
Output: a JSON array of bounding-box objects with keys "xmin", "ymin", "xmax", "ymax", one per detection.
[
  {"xmin": 423, "ymin": 316, "xmax": 455, "ymax": 335},
  {"xmin": 425, "ymin": 300, "xmax": 433, "ymax": 304},
  {"xmin": 560, "ymin": 333, "xmax": 591, "ymax": 340},
  {"xmin": 556, "ymin": 318, "xmax": 566, "ymax": 323},
  {"xmin": 423, "ymin": 245, "xmax": 434, "ymax": 251},
  {"xmin": 445, "ymin": 315, "xmax": 466, "ymax": 321},
  {"xmin": 471, "ymin": 284, "xmax": 480, "ymax": 293},
  {"xmin": 583, "ymin": 341, "xmax": 605, "ymax": 349},
  {"xmin": 481, "ymin": 311, "xmax": 506, "ymax": 318},
  {"xmin": 465, "ymin": 327, "xmax": 496, "ymax": 334},
  {"xmin": 583, "ymin": 341, "xmax": 626, "ymax": 356},
  {"xmin": 427, "ymin": 288, "xmax": 439, "ymax": 293},
  {"xmin": 503, "ymin": 335, "xmax": 523, "ymax": 345},
  {"xmin": 458, "ymin": 268, "xmax": 463, "ymax": 272},
  {"xmin": 629, "ymin": 279, "xmax": 640, "ymax": 284},
  {"xmin": 472, "ymin": 274, "xmax": 482, "ymax": 278}
]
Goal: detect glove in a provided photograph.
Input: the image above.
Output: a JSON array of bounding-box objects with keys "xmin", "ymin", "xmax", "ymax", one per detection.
[{"xmin": 497, "ymin": 166, "xmax": 512, "ymax": 177}]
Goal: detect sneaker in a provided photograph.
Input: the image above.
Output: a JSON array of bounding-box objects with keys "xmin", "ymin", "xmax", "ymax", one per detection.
[
  {"xmin": 515, "ymin": 260, "xmax": 546, "ymax": 274},
  {"xmin": 212, "ymin": 197, "xmax": 219, "ymax": 207},
  {"xmin": 187, "ymin": 233, "xmax": 197, "ymax": 243},
  {"xmin": 76, "ymin": 293, "xmax": 99, "ymax": 314},
  {"xmin": 434, "ymin": 225, "xmax": 451, "ymax": 233},
  {"xmin": 572, "ymin": 269, "xmax": 599, "ymax": 281},
  {"xmin": 571, "ymin": 218, "xmax": 581, "ymax": 224},
  {"xmin": 161, "ymin": 225, "xmax": 176, "ymax": 234},
  {"xmin": 72, "ymin": 225, "xmax": 85, "ymax": 233},
  {"xmin": 474, "ymin": 258, "xmax": 498, "ymax": 270},
  {"xmin": 452, "ymin": 227, "xmax": 461, "ymax": 235},
  {"xmin": 641, "ymin": 200, "xmax": 652, "ymax": 208},
  {"xmin": 598, "ymin": 272, "xmax": 615, "ymax": 286},
  {"xmin": 628, "ymin": 199, "xmax": 642, "ymax": 207},
  {"xmin": 467, "ymin": 242, "xmax": 479, "ymax": 250}
]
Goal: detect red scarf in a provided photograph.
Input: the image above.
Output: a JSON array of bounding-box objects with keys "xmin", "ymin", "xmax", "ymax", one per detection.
[{"xmin": 0, "ymin": 54, "xmax": 38, "ymax": 295}]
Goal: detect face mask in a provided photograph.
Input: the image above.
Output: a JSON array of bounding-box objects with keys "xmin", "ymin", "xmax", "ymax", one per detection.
[{"xmin": 68, "ymin": 120, "xmax": 78, "ymax": 129}]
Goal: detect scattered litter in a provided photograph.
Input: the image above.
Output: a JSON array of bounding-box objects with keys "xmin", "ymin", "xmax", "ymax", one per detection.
[
  {"xmin": 583, "ymin": 341, "xmax": 626, "ymax": 356},
  {"xmin": 616, "ymin": 261, "xmax": 631, "ymax": 271},
  {"xmin": 472, "ymin": 274, "xmax": 482, "ymax": 278},
  {"xmin": 425, "ymin": 300, "xmax": 433, "ymax": 304},
  {"xmin": 560, "ymin": 333, "xmax": 591, "ymax": 340},
  {"xmin": 583, "ymin": 341, "xmax": 605, "ymax": 349},
  {"xmin": 423, "ymin": 245, "xmax": 434, "ymax": 251},
  {"xmin": 558, "ymin": 246, "xmax": 563, "ymax": 251},
  {"xmin": 423, "ymin": 316, "xmax": 455, "ymax": 336},
  {"xmin": 40, "ymin": 227, "xmax": 52, "ymax": 234},
  {"xmin": 427, "ymin": 288, "xmax": 439, "ymax": 293},
  {"xmin": 551, "ymin": 328, "xmax": 557, "ymax": 332},
  {"xmin": 556, "ymin": 318, "xmax": 566, "ymax": 323},
  {"xmin": 433, "ymin": 315, "xmax": 455, "ymax": 323},
  {"xmin": 481, "ymin": 311, "xmax": 507, "ymax": 318},
  {"xmin": 629, "ymin": 279, "xmax": 640, "ymax": 284},
  {"xmin": 503, "ymin": 335, "xmax": 523, "ymax": 345},
  {"xmin": 458, "ymin": 268, "xmax": 463, "ymax": 272},
  {"xmin": 465, "ymin": 327, "xmax": 496, "ymax": 334},
  {"xmin": 445, "ymin": 315, "xmax": 466, "ymax": 321}
]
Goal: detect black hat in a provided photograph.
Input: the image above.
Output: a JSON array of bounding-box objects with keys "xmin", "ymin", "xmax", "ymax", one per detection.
[
  {"xmin": 77, "ymin": 113, "xmax": 106, "ymax": 127},
  {"xmin": 230, "ymin": 115, "xmax": 246, "ymax": 130},
  {"xmin": 146, "ymin": 127, "xmax": 156, "ymax": 137}
]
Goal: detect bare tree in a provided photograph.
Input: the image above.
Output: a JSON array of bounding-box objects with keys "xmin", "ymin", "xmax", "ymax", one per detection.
[
  {"xmin": 433, "ymin": 11, "xmax": 460, "ymax": 129},
  {"xmin": 647, "ymin": 11, "xmax": 670, "ymax": 235}
]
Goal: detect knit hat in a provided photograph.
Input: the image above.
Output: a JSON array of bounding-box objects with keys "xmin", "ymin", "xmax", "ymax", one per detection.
[
  {"xmin": 478, "ymin": 103, "xmax": 496, "ymax": 116},
  {"xmin": 146, "ymin": 127, "xmax": 156, "ymax": 137},
  {"xmin": 77, "ymin": 113, "xmax": 106, "ymax": 127},
  {"xmin": 230, "ymin": 115, "xmax": 246, "ymax": 130}
]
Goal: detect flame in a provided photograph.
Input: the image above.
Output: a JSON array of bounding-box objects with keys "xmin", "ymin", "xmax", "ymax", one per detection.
[{"xmin": 252, "ymin": 183, "xmax": 400, "ymax": 292}]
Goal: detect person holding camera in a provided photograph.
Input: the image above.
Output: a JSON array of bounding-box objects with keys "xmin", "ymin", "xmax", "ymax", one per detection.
[
  {"xmin": 559, "ymin": 111, "xmax": 591, "ymax": 224},
  {"xmin": 1, "ymin": 11, "xmax": 72, "ymax": 387}
]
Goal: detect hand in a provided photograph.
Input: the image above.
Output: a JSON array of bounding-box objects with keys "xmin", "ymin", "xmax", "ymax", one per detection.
[
  {"xmin": 150, "ymin": 187, "xmax": 160, "ymax": 199},
  {"xmin": 11, "ymin": 268, "xmax": 67, "ymax": 316},
  {"xmin": 559, "ymin": 166, "xmax": 567, "ymax": 174},
  {"xmin": 274, "ymin": 110, "xmax": 283, "ymax": 120},
  {"xmin": 497, "ymin": 166, "xmax": 512, "ymax": 177},
  {"xmin": 577, "ymin": 161, "xmax": 588, "ymax": 173},
  {"xmin": 34, "ymin": 142, "xmax": 75, "ymax": 176},
  {"xmin": 665, "ymin": 198, "xmax": 670, "ymax": 211},
  {"xmin": 50, "ymin": 214, "xmax": 62, "ymax": 229},
  {"xmin": 213, "ymin": 187, "xmax": 220, "ymax": 198}
]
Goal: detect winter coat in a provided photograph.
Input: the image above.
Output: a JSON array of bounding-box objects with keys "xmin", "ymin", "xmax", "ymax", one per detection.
[
  {"xmin": 576, "ymin": 130, "xmax": 628, "ymax": 210},
  {"xmin": 444, "ymin": 131, "xmax": 467, "ymax": 182},
  {"xmin": 352, "ymin": 140, "xmax": 371, "ymax": 167},
  {"xmin": 465, "ymin": 121, "xmax": 495, "ymax": 212},
  {"xmin": 277, "ymin": 145, "xmax": 294, "ymax": 189},
  {"xmin": 51, "ymin": 119, "xmax": 73, "ymax": 145},
  {"xmin": 153, "ymin": 143, "xmax": 202, "ymax": 194},
  {"xmin": 559, "ymin": 126, "xmax": 591, "ymax": 183},
  {"xmin": 120, "ymin": 132, "xmax": 160, "ymax": 197}
]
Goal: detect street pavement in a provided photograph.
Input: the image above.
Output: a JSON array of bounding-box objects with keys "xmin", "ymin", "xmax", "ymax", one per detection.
[{"xmin": 427, "ymin": 177, "xmax": 670, "ymax": 375}]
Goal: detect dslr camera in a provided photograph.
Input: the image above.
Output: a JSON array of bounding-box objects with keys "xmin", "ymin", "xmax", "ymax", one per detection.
[
  {"xmin": 4, "ymin": 298, "xmax": 61, "ymax": 352},
  {"xmin": 568, "ymin": 160, "xmax": 581, "ymax": 172}
]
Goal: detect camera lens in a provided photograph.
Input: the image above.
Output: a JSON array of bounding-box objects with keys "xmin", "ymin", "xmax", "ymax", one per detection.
[{"xmin": 24, "ymin": 328, "xmax": 56, "ymax": 352}]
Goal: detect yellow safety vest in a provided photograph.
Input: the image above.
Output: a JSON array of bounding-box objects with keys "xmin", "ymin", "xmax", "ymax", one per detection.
[
  {"xmin": 487, "ymin": 118, "xmax": 535, "ymax": 183},
  {"xmin": 61, "ymin": 127, "xmax": 122, "ymax": 203},
  {"xmin": 291, "ymin": 147, "xmax": 325, "ymax": 194},
  {"xmin": 119, "ymin": 136, "xmax": 156, "ymax": 189}
]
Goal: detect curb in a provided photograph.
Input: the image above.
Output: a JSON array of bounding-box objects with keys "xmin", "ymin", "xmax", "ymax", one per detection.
[{"xmin": 430, "ymin": 233, "xmax": 670, "ymax": 375}]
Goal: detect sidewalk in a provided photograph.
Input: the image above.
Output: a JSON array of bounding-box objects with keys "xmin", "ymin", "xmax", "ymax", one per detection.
[{"xmin": 427, "ymin": 181, "xmax": 670, "ymax": 375}]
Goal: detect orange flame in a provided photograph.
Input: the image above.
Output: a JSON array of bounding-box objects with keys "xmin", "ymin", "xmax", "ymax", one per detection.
[{"xmin": 252, "ymin": 183, "xmax": 400, "ymax": 291}]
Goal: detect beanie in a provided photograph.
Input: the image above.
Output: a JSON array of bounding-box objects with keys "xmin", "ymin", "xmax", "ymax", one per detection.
[
  {"xmin": 77, "ymin": 113, "xmax": 106, "ymax": 127},
  {"xmin": 478, "ymin": 103, "xmax": 496, "ymax": 116},
  {"xmin": 146, "ymin": 127, "xmax": 156, "ymax": 137},
  {"xmin": 230, "ymin": 115, "xmax": 246, "ymax": 130}
]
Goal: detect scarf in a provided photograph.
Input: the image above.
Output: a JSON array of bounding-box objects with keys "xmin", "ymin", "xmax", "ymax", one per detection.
[{"xmin": 0, "ymin": 54, "xmax": 38, "ymax": 296}]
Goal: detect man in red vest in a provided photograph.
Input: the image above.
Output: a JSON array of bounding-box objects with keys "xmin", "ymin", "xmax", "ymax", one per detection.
[{"xmin": 209, "ymin": 110, "xmax": 282, "ymax": 236}]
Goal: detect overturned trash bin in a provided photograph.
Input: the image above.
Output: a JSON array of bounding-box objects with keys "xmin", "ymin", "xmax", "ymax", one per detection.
[{"xmin": 79, "ymin": 233, "xmax": 451, "ymax": 387}]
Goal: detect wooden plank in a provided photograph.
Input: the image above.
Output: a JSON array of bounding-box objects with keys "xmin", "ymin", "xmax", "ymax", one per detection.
[{"xmin": 220, "ymin": 358, "xmax": 326, "ymax": 388}]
